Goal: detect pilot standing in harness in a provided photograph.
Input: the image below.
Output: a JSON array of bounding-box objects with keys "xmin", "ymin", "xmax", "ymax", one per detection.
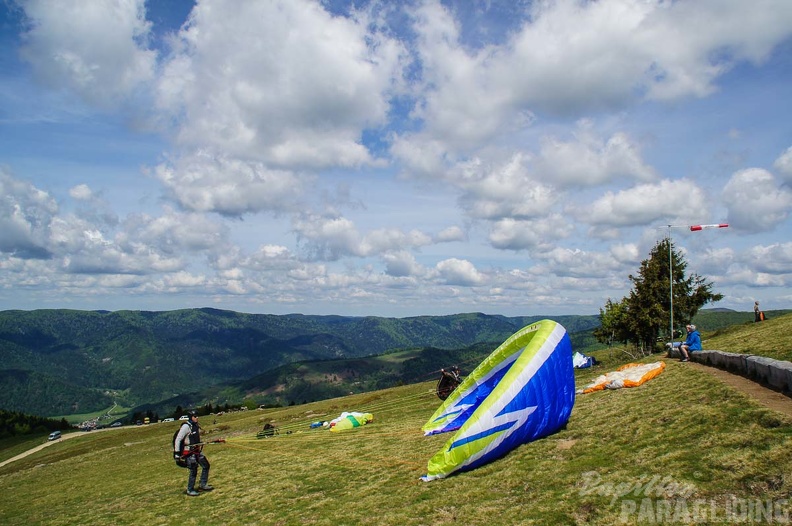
[{"xmin": 174, "ymin": 410, "xmax": 214, "ymax": 496}]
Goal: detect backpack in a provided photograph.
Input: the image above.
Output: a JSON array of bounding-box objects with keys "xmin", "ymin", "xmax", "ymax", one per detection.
[{"xmin": 172, "ymin": 426, "xmax": 188, "ymax": 468}]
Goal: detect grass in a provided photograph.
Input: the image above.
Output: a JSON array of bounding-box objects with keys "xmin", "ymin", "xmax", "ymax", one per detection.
[
  {"xmin": 50, "ymin": 401, "xmax": 132, "ymax": 425},
  {"xmin": 704, "ymin": 313, "xmax": 792, "ymax": 361},
  {"xmin": 0, "ymin": 435, "xmax": 53, "ymax": 465},
  {"xmin": 2, "ymin": 316, "xmax": 792, "ymax": 525}
]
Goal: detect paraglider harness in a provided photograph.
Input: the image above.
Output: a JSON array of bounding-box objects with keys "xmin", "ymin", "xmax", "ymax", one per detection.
[
  {"xmin": 172, "ymin": 421, "xmax": 206, "ymax": 468},
  {"xmin": 436, "ymin": 366, "xmax": 462, "ymax": 400},
  {"xmin": 256, "ymin": 422, "xmax": 279, "ymax": 439}
]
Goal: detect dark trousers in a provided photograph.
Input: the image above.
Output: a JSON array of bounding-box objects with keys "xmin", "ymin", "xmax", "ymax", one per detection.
[{"xmin": 186, "ymin": 453, "xmax": 210, "ymax": 490}]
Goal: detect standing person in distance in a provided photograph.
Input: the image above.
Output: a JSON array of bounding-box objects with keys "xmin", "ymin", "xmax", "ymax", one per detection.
[
  {"xmin": 755, "ymin": 301, "xmax": 761, "ymax": 322},
  {"xmin": 174, "ymin": 410, "xmax": 213, "ymax": 496}
]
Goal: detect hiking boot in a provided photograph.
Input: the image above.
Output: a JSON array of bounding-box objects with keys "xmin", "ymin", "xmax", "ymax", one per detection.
[
  {"xmin": 198, "ymin": 485, "xmax": 214, "ymax": 492},
  {"xmin": 680, "ymin": 358, "xmax": 689, "ymax": 362},
  {"xmin": 185, "ymin": 489, "xmax": 200, "ymax": 496}
]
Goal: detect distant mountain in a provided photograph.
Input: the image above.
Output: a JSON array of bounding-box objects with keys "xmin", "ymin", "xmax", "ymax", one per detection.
[
  {"xmin": 131, "ymin": 341, "xmax": 503, "ymax": 416},
  {"xmin": 131, "ymin": 308, "xmax": 792, "ymax": 419},
  {"xmin": 0, "ymin": 308, "xmax": 601, "ymax": 416}
]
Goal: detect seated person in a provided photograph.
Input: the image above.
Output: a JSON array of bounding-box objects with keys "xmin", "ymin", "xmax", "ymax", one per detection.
[{"xmin": 679, "ymin": 324, "xmax": 701, "ymax": 362}]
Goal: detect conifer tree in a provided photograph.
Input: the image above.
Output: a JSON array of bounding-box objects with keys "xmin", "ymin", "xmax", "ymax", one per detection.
[{"xmin": 596, "ymin": 238, "xmax": 723, "ymax": 353}]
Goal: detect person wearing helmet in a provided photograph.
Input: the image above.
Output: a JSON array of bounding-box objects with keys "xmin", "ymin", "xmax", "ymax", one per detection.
[{"xmin": 174, "ymin": 410, "xmax": 213, "ymax": 496}]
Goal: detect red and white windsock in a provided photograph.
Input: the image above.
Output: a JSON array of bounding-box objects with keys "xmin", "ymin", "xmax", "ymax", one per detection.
[{"xmin": 689, "ymin": 223, "xmax": 729, "ymax": 231}]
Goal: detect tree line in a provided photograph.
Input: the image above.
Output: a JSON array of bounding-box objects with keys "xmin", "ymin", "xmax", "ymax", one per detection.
[{"xmin": 0, "ymin": 409, "xmax": 71, "ymax": 439}]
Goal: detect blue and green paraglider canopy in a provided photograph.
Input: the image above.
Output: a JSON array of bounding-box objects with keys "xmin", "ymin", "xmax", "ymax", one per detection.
[{"xmin": 421, "ymin": 319, "xmax": 575, "ymax": 481}]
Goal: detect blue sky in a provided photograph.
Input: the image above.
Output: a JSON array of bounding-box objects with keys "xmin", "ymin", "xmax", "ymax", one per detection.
[{"xmin": 1, "ymin": 0, "xmax": 791, "ymax": 318}]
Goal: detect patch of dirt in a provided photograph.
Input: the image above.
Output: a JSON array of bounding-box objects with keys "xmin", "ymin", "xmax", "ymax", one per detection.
[
  {"xmin": 687, "ymin": 361, "xmax": 792, "ymax": 418},
  {"xmin": 556, "ymin": 439, "xmax": 577, "ymax": 450}
]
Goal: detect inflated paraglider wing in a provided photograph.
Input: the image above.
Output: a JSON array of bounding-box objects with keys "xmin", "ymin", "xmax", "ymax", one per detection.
[{"xmin": 421, "ymin": 320, "xmax": 575, "ymax": 481}]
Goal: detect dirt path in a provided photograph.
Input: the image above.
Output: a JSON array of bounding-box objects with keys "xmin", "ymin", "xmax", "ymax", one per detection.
[
  {"xmin": 686, "ymin": 360, "xmax": 792, "ymax": 418},
  {"xmin": 0, "ymin": 426, "xmax": 124, "ymax": 469}
]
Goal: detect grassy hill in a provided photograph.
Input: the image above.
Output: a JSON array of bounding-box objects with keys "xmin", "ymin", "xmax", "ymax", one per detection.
[
  {"xmin": 703, "ymin": 311, "xmax": 792, "ymax": 362},
  {"xmin": 693, "ymin": 308, "xmax": 792, "ymax": 335},
  {"xmin": 2, "ymin": 315, "xmax": 791, "ymax": 525}
]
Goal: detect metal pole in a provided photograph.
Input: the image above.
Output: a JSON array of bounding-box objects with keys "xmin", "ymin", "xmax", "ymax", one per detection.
[
  {"xmin": 668, "ymin": 226, "xmax": 673, "ymax": 347},
  {"xmin": 666, "ymin": 223, "xmax": 729, "ymax": 349}
]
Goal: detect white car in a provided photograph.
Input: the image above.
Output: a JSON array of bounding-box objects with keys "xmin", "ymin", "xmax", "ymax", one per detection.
[
  {"xmin": 162, "ymin": 417, "xmax": 174, "ymax": 422},
  {"xmin": 178, "ymin": 415, "xmax": 189, "ymax": 420},
  {"xmin": 47, "ymin": 431, "xmax": 62, "ymax": 441}
]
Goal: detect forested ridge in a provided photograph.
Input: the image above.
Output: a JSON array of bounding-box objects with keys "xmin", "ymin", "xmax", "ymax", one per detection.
[
  {"xmin": 1, "ymin": 307, "xmax": 772, "ymax": 417},
  {"xmin": 0, "ymin": 308, "xmax": 599, "ymax": 416}
]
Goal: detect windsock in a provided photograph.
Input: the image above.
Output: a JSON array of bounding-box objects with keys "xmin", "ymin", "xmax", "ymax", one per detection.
[{"xmin": 690, "ymin": 224, "xmax": 728, "ymax": 231}]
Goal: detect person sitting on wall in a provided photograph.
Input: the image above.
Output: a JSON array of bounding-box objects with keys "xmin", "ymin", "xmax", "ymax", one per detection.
[{"xmin": 679, "ymin": 324, "xmax": 701, "ymax": 362}]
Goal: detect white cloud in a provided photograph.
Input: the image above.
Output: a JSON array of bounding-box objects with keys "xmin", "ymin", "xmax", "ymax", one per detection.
[
  {"xmin": 153, "ymin": 150, "xmax": 306, "ymax": 216},
  {"xmin": 534, "ymin": 247, "xmax": 622, "ymax": 278},
  {"xmin": 454, "ymin": 153, "xmax": 557, "ymax": 220},
  {"xmin": 69, "ymin": 184, "xmax": 94, "ymax": 201},
  {"xmin": 583, "ymin": 179, "xmax": 707, "ymax": 227},
  {"xmin": 161, "ymin": 271, "xmax": 207, "ymax": 288},
  {"xmin": 401, "ymin": 0, "xmax": 792, "ymax": 163},
  {"xmin": 487, "ymin": 214, "xmax": 573, "ymax": 251},
  {"xmin": 156, "ymin": 0, "xmax": 405, "ymax": 168},
  {"xmin": 435, "ymin": 226, "xmax": 466, "ymax": 243},
  {"xmin": 3, "ymin": 1, "xmax": 792, "ymax": 316},
  {"xmin": 609, "ymin": 243, "xmax": 641, "ymax": 265},
  {"xmin": 119, "ymin": 209, "xmax": 229, "ymax": 255},
  {"xmin": 0, "ymin": 170, "xmax": 58, "ymax": 259},
  {"xmin": 722, "ymin": 168, "xmax": 792, "ymax": 233},
  {"xmin": 389, "ymin": 136, "xmax": 451, "ymax": 179},
  {"xmin": 237, "ymin": 245, "xmax": 298, "ymax": 272},
  {"xmin": 688, "ymin": 246, "xmax": 736, "ymax": 280},
  {"xmin": 774, "ymin": 146, "xmax": 792, "ymax": 184},
  {"xmin": 292, "ymin": 212, "xmax": 438, "ymax": 261},
  {"xmin": 382, "ymin": 251, "xmax": 424, "ymax": 278},
  {"xmin": 535, "ymin": 122, "xmax": 656, "ymax": 186},
  {"xmin": 743, "ymin": 243, "xmax": 792, "ymax": 274},
  {"xmin": 19, "ymin": 0, "xmax": 156, "ymax": 108},
  {"xmin": 435, "ymin": 258, "xmax": 484, "ymax": 286},
  {"xmin": 60, "ymin": 241, "xmax": 184, "ymax": 275}
]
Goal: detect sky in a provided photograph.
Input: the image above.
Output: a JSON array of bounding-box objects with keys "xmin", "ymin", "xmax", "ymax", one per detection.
[{"xmin": 1, "ymin": 0, "xmax": 791, "ymax": 318}]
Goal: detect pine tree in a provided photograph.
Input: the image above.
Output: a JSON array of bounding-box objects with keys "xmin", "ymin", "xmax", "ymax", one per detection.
[{"xmin": 596, "ymin": 238, "xmax": 723, "ymax": 353}]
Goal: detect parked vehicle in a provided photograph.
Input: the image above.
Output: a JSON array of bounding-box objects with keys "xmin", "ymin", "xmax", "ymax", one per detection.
[
  {"xmin": 110, "ymin": 421, "xmax": 123, "ymax": 427},
  {"xmin": 162, "ymin": 417, "xmax": 174, "ymax": 422},
  {"xmin": 47, "ymin": 431, "xmax": 61, "ymax": 441}
]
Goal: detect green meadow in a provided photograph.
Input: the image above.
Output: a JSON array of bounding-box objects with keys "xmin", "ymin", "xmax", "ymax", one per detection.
[{"xmin": 2, "ymin": 315, "xmax": 791, "ymax": 525}]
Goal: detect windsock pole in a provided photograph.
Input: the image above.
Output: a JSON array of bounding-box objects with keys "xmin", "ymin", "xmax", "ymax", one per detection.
[{"xmin": 665, "ymin": 223, "xmax": 729, "ymax": 350}]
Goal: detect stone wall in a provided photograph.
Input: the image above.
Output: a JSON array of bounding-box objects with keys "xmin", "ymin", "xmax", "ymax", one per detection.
[{"xmin": 669, "ymin": 348, "xmax": 792, "ymax": 394}]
